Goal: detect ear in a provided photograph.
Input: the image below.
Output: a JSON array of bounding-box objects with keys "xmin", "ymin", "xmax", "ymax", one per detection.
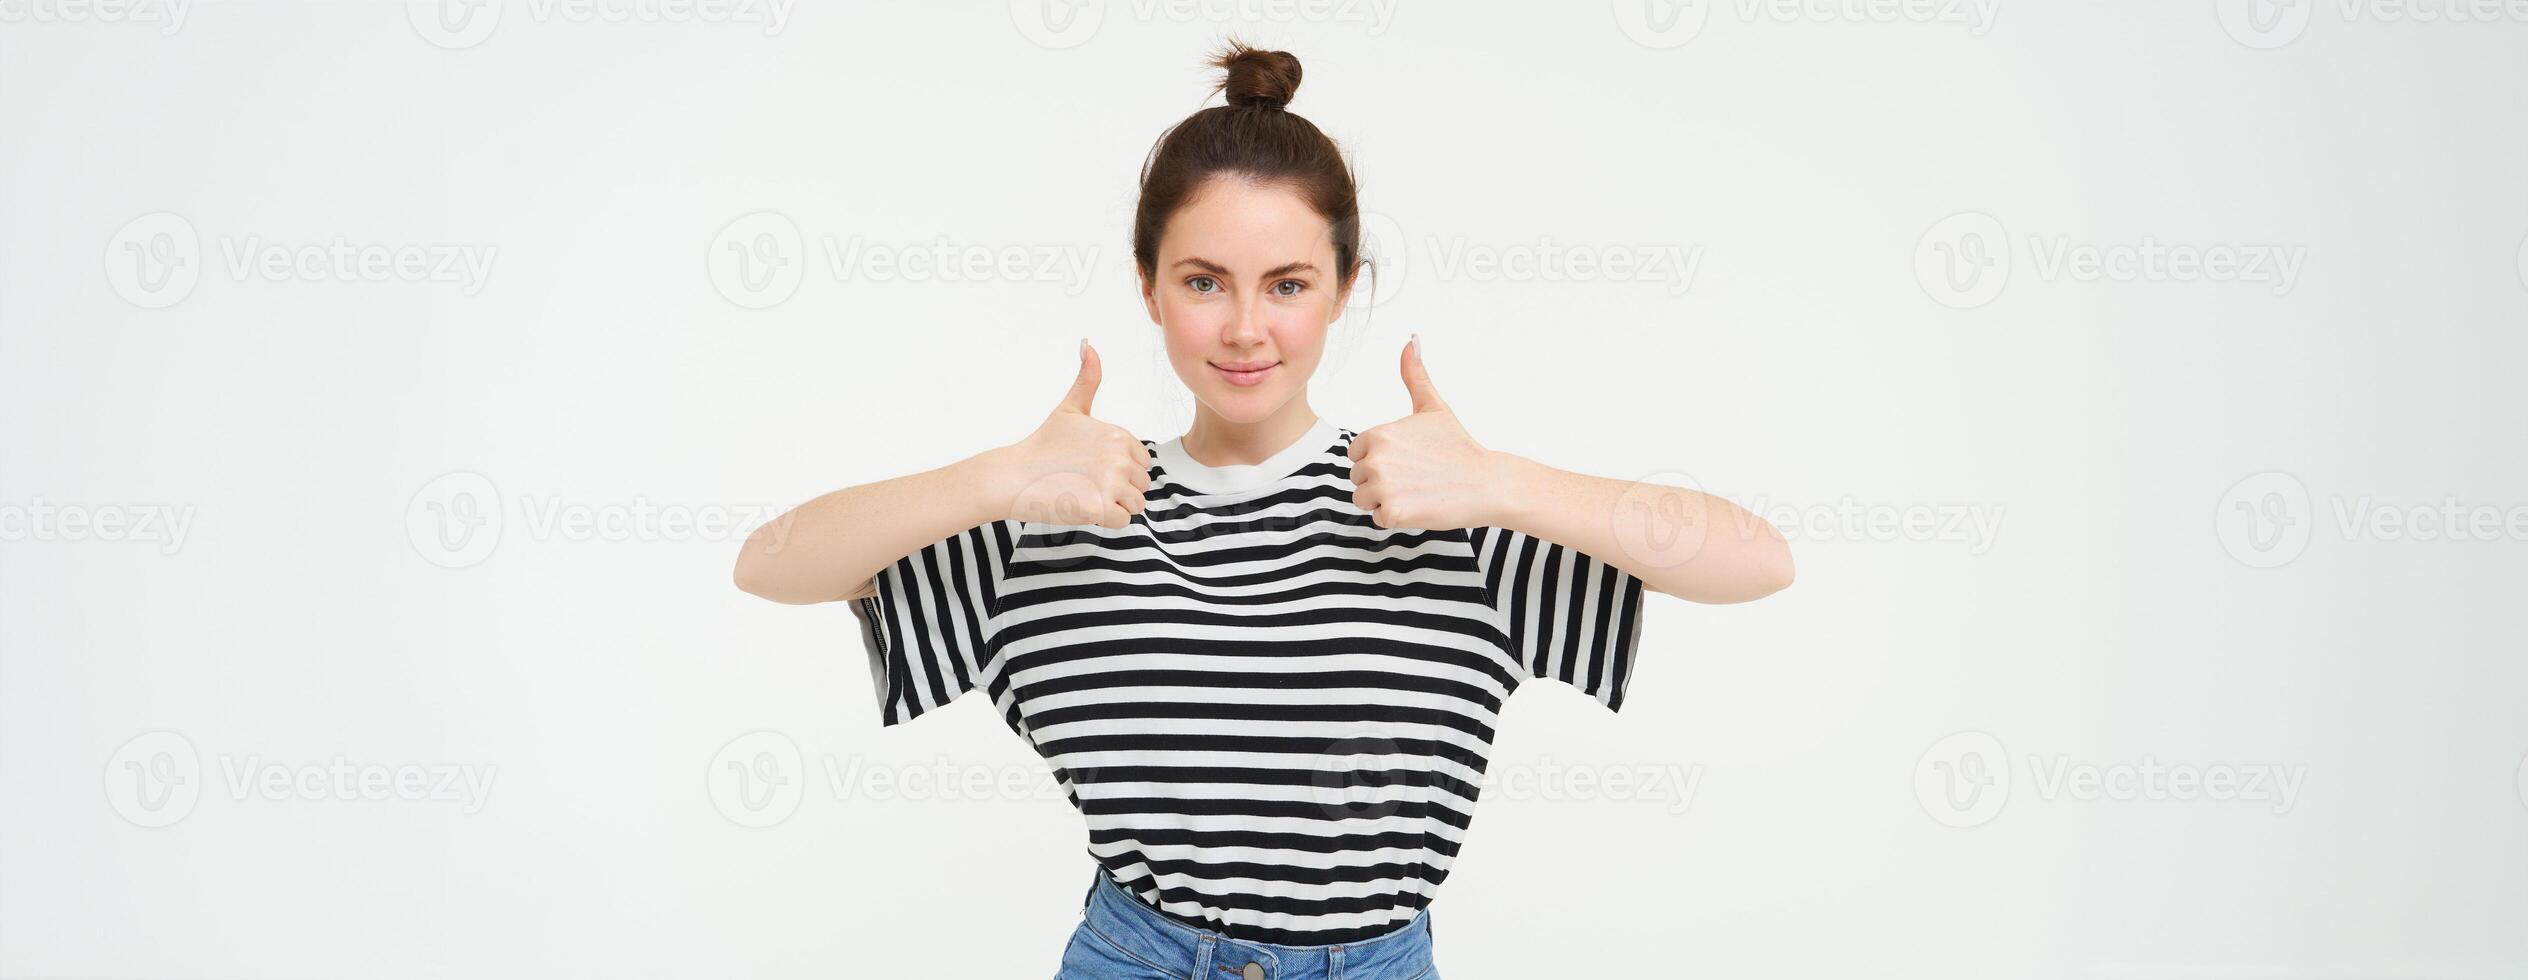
[
  {"xmin": 1329, "ymin": 262, "xmax": 1360, "ymax": 323},
  {"xmin": 1138, "ymin": 270, "xmax": 1162, "ymax": 326}
]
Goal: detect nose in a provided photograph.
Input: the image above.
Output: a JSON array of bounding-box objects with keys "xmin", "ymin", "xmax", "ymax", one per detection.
[{"xmin": 1223, "ymin": 294, "xmax": 1268, "ymax": 346}]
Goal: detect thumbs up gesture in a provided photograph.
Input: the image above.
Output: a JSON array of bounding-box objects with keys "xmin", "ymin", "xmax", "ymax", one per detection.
[
  {"xmin": 987, "ymin": 340, "xmax": 1154, "ymax": 529},
  {"xmin": 1348, "ymin": 336, "xmax": 1502, "ymax": 531}
]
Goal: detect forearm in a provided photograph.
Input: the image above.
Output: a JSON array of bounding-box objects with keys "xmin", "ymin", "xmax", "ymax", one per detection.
[
  {"xmin": 1482, "ymin": 451, "xmax": 1794, "ymax": 605},
  {"xmin": 732, "ymin": 450, "xmax": 1008, "ymax": 605}
]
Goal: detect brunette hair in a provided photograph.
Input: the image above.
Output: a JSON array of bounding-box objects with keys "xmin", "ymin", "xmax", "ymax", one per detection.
[{"xmin": 1132, "ymin": 40, "xmax": 1367, "ymax": 298}]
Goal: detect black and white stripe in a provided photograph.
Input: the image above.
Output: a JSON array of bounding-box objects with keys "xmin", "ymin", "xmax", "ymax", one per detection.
[{"xmin": 846, "ymin": 419, "xmax": 1649, "ymax": 945}]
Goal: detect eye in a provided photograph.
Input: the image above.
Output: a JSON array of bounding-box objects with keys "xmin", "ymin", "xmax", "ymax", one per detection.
[
  {"xmin": 1271, "ymin": 279, "xmax": 1307, "ymax": 297},
  {"xmin": 1186, "ymin": 275, "xmax": 1220, "ymax": 294}
]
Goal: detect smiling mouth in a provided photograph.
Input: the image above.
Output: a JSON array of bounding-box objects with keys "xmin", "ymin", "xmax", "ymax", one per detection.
[{"xmin": 1210, "ymin": 361, "xmax": 1279, "ymax": 387}]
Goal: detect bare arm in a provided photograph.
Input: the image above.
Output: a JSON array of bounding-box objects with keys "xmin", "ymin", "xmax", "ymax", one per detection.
[
  {"xmin": 731, "ymin": 451, "xmax": 1008, "ymax": 605},
  {"xmin": 732, "ymin": 340, "xmax": 1152, "ymax": 606},
  {"xmin": 1480, "ymin": 451, "xmax": 1793, "ymax": 605},
  {"xmin": 1350, "ymin": 336, "xmax": 1793, "ymax": 605}
]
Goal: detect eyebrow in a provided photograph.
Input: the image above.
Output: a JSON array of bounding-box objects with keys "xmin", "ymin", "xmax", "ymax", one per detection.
[{"xmin": 1171, "ymin": 257, "xmax": 1320, "ymax": 280}]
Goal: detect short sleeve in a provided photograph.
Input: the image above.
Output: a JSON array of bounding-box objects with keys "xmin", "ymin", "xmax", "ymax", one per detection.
[
  {"xmin": 846, "ymin": 520, "xmax": 1019, "ymax": 727},
  {"xmin": 1466, "ymin": 526, "xmax": 1648, "ymax": 712}
]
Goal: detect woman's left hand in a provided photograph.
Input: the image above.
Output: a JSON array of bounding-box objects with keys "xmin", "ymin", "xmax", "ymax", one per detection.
[{"xmin": 1347, "ymin": 336, "xmax": 1514, "ymax": 531}]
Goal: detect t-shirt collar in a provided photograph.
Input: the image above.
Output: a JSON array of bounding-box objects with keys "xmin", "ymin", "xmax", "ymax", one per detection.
[{"xmin": 1155, "ymin": 415, "xmax": 1340, "ymax": 495}]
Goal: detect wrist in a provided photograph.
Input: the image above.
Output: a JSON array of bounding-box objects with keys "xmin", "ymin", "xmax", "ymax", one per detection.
[
  {"xmin": 1479, "ymin": 449, "xmax": 1544, "ymax": 531},
  {"xmin": 953, "ymin": 446, "xmax": 1019, "ymax": 527}
]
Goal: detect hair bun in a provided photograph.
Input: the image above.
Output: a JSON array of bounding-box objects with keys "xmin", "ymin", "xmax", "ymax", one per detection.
[{"xmin": 1211, "ymin": 40, "xmax": 1301, "ymax": 110}]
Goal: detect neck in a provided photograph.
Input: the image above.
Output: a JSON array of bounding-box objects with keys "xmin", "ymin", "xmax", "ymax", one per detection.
[{"xmin": 1179, "ymin": 400, "xmax": 1322, "ymax": 468}]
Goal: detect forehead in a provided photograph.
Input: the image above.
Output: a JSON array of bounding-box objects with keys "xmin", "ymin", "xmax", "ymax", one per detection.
[{"xmin": 1159, "ymin": 176, "xmax": 1334, "ymax": 269}]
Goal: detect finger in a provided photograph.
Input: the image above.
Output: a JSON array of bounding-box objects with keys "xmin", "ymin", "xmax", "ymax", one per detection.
[
  {"xmin": 1099, "ymin": 500, "xmax": 1131, "ymax": 529},
  {"xmin": 1400, "ymin": 334, "xmax": 1447, "ymax": 414},
  {"xmin": 1056, "ymin": 338, "xmax": 1102, "ymax": 415}
]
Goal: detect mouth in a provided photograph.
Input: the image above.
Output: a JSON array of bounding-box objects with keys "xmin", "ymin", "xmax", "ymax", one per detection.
[{"xmin": 1209, "ymin": 360, "xmax": 1280, "ymax": 387}]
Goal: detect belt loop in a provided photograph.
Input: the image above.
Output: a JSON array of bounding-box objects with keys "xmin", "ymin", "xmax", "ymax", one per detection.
[
  {"xmin": 1330, "ymin": 942, "xmax": 1345, "ymax": 980},
  {"xmin": 1193, "ymin": 935, "xmax": 1216, "ymax": 978}
]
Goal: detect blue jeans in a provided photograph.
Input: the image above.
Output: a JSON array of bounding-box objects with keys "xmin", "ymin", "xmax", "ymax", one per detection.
[{"xmin": 1057, "ymin": 865, "xmax": 1441, "ymax": 980}]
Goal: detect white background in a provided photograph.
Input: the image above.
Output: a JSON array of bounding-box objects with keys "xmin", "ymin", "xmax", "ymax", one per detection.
[{"xmin": 5, "ymin": 1, "xmax": 2527, "ymax": 977}]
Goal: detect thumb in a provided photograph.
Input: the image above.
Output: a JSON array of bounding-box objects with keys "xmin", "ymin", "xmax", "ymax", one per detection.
[
  {"xmin": 1400, "ymin": 334, "xmax": 1446, "ymax": 414},
  {"xmin": 1056, "ymin": 338, "xmax": 1101, "ymax": 415}
]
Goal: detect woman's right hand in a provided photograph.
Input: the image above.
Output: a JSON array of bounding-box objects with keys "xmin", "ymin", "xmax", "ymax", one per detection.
[{"xmin": 982, "ymin": 341, "xmax": 1154, "ymax": 529}]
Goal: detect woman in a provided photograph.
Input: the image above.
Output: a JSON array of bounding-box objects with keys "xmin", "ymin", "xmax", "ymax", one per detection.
[{"xmin": 733, "ymin": 41, "xmax": 1793, "ymax": 980}]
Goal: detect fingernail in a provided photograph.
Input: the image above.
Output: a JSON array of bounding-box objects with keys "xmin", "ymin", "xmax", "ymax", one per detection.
[
  {"xmin": 1412, "ymin": 332, "xmax": 1423, "ymax": 358},
  {"xmin": 1079, "ymin": 337, "xmax": 1088, "ymax": 356}
]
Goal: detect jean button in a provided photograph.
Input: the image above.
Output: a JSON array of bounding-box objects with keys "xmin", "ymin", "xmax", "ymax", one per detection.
[{"xmin": 1240, "ymin": 962, "xmax": 1264, "ymax": 980}]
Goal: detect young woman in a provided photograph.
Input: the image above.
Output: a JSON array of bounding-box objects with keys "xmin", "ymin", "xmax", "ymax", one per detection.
[{"xmin": 734, "ymin": 41, "xmax": 1793, "ymax": 980}]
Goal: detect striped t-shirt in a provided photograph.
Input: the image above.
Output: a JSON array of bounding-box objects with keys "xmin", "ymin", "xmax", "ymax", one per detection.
[{"xmin": 847, "ymin": 414, "xmax": 1649, "ymax": 946}]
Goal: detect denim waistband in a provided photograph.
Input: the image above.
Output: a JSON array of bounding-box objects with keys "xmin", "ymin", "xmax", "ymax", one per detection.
[{"xmin": 1074, "ymin": 864, "xmax": 1436, "ymax": 980}]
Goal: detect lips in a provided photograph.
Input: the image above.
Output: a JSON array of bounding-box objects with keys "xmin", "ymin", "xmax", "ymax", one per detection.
[{"xmin": 1210, "ymin": 360, "xmax": 1279, "ymax": 387}]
